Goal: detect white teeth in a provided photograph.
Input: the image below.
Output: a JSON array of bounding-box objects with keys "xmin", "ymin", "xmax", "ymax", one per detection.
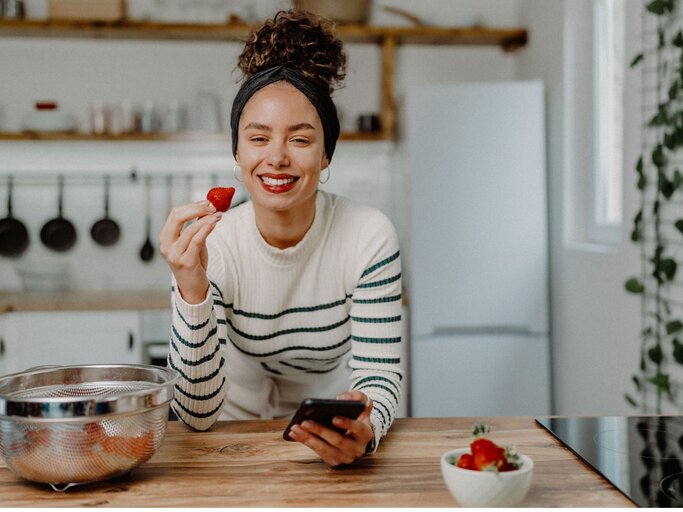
[{"xmin": 261, "ymin": 176, "xmax": 295, "ymax": 186}]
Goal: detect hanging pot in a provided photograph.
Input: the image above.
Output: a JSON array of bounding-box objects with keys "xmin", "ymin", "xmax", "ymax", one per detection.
[
  {"xmin": 90, "ymin": 175, "xmax": 121, "ymax": 247},
  {"xmin": 0, "ymin": 175, "xmax": 30, "ymax": 257},
  {"xmin": 139, "ymin": 175, "xmax": 155, "ymax": 262},
  {"xmin": 40, "ymin": 175, "xmax": 77, "ymax": 252}
]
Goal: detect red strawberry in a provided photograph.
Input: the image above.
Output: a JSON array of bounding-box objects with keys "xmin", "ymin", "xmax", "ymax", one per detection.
[
  {"xmin": 472, "ymin": 445, "xmax": 506, "ymax": 471},
  {"xmin": 456, "ymin": 453, "xmax": 475, "ymax": 470},
  {"xmin": 470, "ymin": 437, "xmax": 501, "ymax": 456},
  {"xmin": 206, "ymin": 187, "xmax": 236, "ymax": 212}
]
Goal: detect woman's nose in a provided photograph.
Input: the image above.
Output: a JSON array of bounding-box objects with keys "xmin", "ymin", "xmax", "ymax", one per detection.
[{"xmin": 267, "ymin": 143, "xmax": 290, "ymax": 168}]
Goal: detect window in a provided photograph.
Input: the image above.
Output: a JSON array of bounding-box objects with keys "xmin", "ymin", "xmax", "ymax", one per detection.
[{"xmin": 591, "ymin": 0, "xmax": 625, "ymax": 243}]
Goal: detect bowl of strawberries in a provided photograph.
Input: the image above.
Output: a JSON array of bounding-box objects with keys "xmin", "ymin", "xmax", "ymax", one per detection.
[{"xmin": 440, "ymin": 424, "xmax": 534, "ymax": 507}]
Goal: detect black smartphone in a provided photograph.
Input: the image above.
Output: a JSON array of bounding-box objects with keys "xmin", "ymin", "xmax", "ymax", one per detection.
[{"xmin": 283, "ymin": 398, "xmax": 366, "ymax": 441}]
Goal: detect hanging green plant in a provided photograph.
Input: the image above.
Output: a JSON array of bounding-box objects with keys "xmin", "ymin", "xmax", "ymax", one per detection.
[{"xmin": 625, "ymin": 0, "xmax": 683, "ymax": 413}]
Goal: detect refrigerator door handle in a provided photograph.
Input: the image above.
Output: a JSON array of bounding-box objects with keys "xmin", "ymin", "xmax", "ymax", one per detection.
[{"xmin": 432, "ymin": 325, "xmax": 544, "ymax": 336}]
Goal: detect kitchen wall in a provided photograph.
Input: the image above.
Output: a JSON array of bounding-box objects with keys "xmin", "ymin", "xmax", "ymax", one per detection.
[
  {"xmin": 0, "ymin": 1, "xmax": 651, "ymax": 416},
  {"xmin": 0, "ymin": 0, "xmax": 519, "ymax": 293},
  {"xmin": 516, "ymin": 0, "xmax": 644, "ymax": 416}
]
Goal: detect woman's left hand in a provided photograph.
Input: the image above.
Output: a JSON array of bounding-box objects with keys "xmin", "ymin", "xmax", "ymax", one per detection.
[{"xmin": 287, "ymin": 390, "xmax": 374, "ymax": 467}]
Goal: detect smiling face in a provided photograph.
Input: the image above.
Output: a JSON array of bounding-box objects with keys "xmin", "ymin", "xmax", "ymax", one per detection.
[{"xmin": 236, "ymin": 82, "xmax": 329, "ymax": 217}]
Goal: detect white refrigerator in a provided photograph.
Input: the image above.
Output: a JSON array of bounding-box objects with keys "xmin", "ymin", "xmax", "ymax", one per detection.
[{"xmin": 406, "ymin": 80, "xmax": 552, "ymax": 417}]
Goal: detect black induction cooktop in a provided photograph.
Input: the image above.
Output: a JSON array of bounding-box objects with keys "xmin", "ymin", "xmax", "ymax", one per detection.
[{"xmin": 536, "ymin": 416, "xmax": 683, "ymax": 508}]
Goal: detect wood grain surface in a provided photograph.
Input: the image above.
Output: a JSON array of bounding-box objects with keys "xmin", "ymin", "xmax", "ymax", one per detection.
[{"xmin": 0, "ymin": 417, "xmax": 634, "ymax": 507}]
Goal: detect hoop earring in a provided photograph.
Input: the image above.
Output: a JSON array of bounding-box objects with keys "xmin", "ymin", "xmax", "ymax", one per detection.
[
  {"xmin": 233, "ymin": 164, "xmax": 243, "ymax": 182},
  {"xmin": 319, "ymin": 166, "xmax": 331, "ymax": 184}
]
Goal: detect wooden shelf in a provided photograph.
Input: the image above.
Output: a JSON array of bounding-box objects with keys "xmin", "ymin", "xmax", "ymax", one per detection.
[
  {"xmin": 0, "ymin": 130, "xmax": 389, "ymax": 142},
  {"xmin": 0, "ymin": 19, "xmax": 528, "ymax": 51},
  {"xmin": 0, "ymin": 19, "xmax": 528, "ymax": 140}
]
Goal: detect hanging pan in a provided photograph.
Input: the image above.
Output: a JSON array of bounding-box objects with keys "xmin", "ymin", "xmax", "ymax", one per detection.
[
  {"xmin": 139, "ymin": 175, "xmax": 155, "ymax": 262},
  {"xmin": 40, "ymin": 175, "xmax": 77, "ymax": 252},
  {"xmin": 0, "ymin": 175, "xmax": 29, "ymax": 257},
  {"xmin": 90, "ymin": 175, "xmax": 121, "ymax": 247}
]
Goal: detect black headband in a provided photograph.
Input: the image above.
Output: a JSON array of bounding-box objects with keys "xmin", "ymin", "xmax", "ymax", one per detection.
[{"xmin": 230, "ymin": 66, "xmax": 340, "ymax": 162}]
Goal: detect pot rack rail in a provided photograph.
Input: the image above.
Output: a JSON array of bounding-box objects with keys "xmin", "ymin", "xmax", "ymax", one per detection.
[{"xmin": 0, "ymin": 169, "xmax": 232, "ymax": 187}]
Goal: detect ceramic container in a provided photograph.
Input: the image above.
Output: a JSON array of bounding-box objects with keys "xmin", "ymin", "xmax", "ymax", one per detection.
[{"xmin": 440, "ymin": 447, "xmax": 534, "ymax": 507}]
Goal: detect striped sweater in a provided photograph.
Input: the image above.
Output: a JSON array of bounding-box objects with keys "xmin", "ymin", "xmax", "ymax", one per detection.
[{"xmin": 168, "ymin": 190, "xmax": 403, "ymax": 452}]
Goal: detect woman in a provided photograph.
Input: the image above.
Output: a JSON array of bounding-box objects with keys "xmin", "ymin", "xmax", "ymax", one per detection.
[{"xmin": 159, "ymin": 10, "xmax": 403, "ymax": 467}]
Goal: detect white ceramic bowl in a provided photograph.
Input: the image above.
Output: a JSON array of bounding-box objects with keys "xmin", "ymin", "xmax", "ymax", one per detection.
[{"xmin": 440, "ymin": 447, "xmax": 534, "ymax": 507}]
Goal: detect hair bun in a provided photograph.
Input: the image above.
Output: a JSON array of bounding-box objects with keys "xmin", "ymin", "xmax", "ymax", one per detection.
[{"xmin": 238, "ymin": 9, "xmax": 346, "ymax": 94}]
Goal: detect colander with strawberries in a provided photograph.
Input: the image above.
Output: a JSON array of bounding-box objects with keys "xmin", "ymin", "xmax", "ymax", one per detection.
[{"xmin": 0, "ymin": 364, "xmax": 179, "ymax": 491}]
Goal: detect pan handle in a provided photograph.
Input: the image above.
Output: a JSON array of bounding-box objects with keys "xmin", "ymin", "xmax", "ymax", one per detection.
[
  {"xmin": 6, "ymin": 175, "xmax": 13, "ymax": 216},
  {"xmin": 57, "ymin": 174, "xmax": 65, "ymax": 217}
]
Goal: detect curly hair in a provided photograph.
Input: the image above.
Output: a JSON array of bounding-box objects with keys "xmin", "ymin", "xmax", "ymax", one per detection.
[{"xmin": 237, "ymin": 9, "xmax": 347, "ymax": 95}]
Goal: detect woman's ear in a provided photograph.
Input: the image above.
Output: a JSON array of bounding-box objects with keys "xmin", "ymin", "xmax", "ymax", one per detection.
[{"xmin": 321, "ymin": 155, "xmax": 330, "ymax": 170}]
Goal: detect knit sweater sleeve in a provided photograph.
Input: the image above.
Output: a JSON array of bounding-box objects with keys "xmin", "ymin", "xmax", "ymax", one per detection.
[
  {"xmin": 348, "ymin": 211, "xmax": 403, "ymax": 453},
  {"xmin": 167, "ymin": 235, "xmax": 229, "ymax": 431}
]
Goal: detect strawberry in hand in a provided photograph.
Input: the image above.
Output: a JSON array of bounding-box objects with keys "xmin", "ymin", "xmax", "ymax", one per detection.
[{"xmin": 206, "ymin": 187, "xmax": 236, "ymax": 212}]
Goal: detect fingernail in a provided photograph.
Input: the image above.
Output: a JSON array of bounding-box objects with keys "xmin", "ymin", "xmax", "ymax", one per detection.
[
  {"xmin": 301, "ymin": 421, "xmax": 312, "ymax": 430},
  {"xmin": 332, "ymin": 417, "xmax": 342, "ymax": 425},
  {"xmin": 213, "ymin": 213, "xmax": 222, "ymax": 221},
  {"xmin": 205, "ymin": 200, "xmax": 216, "ymax": 212}
]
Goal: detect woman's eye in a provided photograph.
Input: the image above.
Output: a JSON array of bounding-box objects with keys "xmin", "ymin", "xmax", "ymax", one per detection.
[
  {"xmin": 292, "ymin": 138, "xmax": 310, "ymax": 144},
  {"xmin": 250, "ymin": 136, "xmax": 267, "ymax": 143}
]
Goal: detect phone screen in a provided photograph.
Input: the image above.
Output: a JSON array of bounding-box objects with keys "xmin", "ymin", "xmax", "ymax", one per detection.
[{"xmin": 283, "ymin": 398, "xmax": 366, "ymax": 441}]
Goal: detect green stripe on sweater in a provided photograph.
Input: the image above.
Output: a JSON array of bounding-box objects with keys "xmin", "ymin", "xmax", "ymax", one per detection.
[
  {"xmin": 352, "ymin": 294, "xmax": 402, "ymax": 304},
  {"xmin": 353, "ymin": 355, "xmax": 401, "ymax": 364},
  {"xmin": 351, "ymin": 315, "xmax": 401, "ymax": 323},
  {"xmin": 358, "ymin": 273, "xmax": 401, "ymax": 289},
  {"xmin": 352, "ymin": 336, "xmax": 401, "ymax": 344},
  {"xmin": 228, "ymin": 335, "xmax": 352, "ymax": 358},
  {"xmin": 361, "ymin": 251, "xmax": 400, "ymax": 278},
  {"xmin": 173, "ymin": 325, "xmax": 217, "ymax": 349},
  {"xmin": 173, "ymin": 398, "xmax": 225, "ymax": 419},
  {"xmin": 175, "ymin": 377, "xmax": 226, "ymax": 401},
  {"xmin": 169, "ymin": 356, "xmax": 225, "ymax": 384},
  {"xmin": 356, "ymin": 383, "xmax": 399, "ymax": 404},
  {"xmin": 353, "ymin": 375, "xmax": 401, "ymax": 394},
  {"xmin": 227, "ymin": 316, "xmax": 350, "ymax": 341}
]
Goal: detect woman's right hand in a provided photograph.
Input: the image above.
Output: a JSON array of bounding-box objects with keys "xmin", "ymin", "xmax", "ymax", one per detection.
[{"xmin": 159, "ymin": 200, "xmax": 222, "ymax": 304}]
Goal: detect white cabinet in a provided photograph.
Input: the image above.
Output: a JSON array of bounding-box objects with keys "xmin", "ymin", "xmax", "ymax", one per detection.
[{"xmin": 0, "ymin": 311, "xmax": 143, "ymax": 375}]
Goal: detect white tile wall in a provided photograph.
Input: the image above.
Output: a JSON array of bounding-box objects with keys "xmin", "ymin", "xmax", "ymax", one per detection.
[{"xmin": 0, "ymin": 140, "xmax": 399, "ymax": 292}]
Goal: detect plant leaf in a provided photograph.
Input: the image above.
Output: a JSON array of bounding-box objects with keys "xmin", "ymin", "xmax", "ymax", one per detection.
[
  {"xmin": 674, "ymin": 169, "xmax": 683, "ymax": 189},
  {"xmin": 625, "ymin": 277, "xmax": 645, "ymax": 294},
  {"xmin": 675, "ymin": 219, "xmax": 683, "ymax": 234},
  {"xmin": 631, "ymin": 53, "xmax": 645, "ymax": 68},
  {"xmin": 633, "ymin": 375, "xmax": 642, "ymax": 390},
  {"xmin": 666, "ymin": 320, "xmax": 683, "ymax": 334},
  {"xmin": 661, "ymin": 258, "xmax": 678, "ymax": 280},
  {"xmin": 649, "ymin": 344, "xmax": 664, "ymax": 365},
  {"xmin": 660, "ymin": 174, "xmax": 676, "ymax": 198},
  {"xmin": 636, "ymin": 156, "xmax": 648, "ymax": 190},
  {"xmin": 673, "ymin": 338, "xmax": 683, "ymax": 364},
  {"xmin": 647, "ymin": 373, "xmax": 672, "ymax": 397},
  {"xmin": 675, "ymin": 31, "xmax": 683, "ymax": 48},
  {"xmin": 647, "ymin": 0, "xmax": 668, "ymax": 15},
  {"xmin": 625, "ymin": 394, "xmax": 639, "ymax": 408},
  {"xmin": 653, "ymin": 144, "xmax": 666, "ymax": 168}
]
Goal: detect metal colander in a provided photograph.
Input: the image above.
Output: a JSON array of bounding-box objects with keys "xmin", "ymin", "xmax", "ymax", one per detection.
[{"xmin": 0, "ymin": 364, "xmax": 180, "ymax": 491}]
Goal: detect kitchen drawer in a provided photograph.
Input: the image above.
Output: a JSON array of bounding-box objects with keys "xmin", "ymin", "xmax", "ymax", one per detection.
[{"xmin": 3, "ymin": 310, "xmax": 143, "ymax": 374}]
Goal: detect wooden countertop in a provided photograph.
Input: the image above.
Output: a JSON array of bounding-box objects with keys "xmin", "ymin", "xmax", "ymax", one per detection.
[
  {"xmin": 0, "ymin": 290, "xmax": 171, "ymax": 313},
  {"xmin": 0, "ymin": 290, "xmax": 408, "ymax": 313},
  {"xmin": 0, "ymin": 417, "xmax": 633, "ymax": 507}
]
